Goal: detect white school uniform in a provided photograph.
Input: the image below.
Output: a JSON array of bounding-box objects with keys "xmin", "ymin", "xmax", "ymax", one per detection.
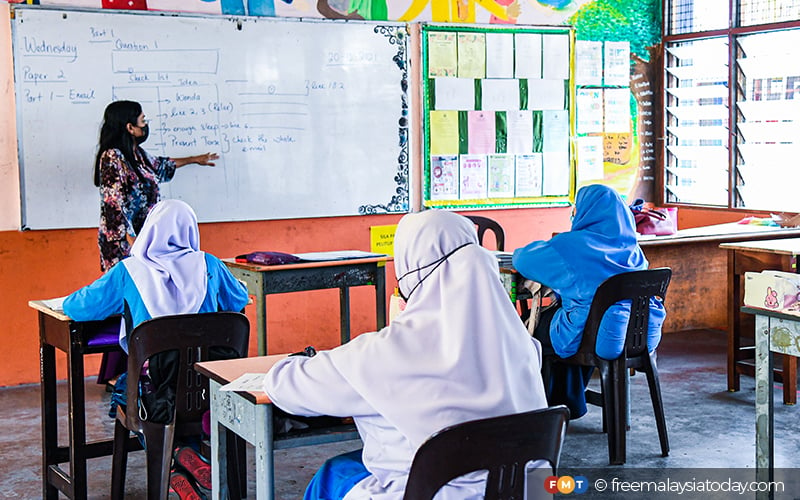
[{"xmin": 264, "ymin": 209, "xmax": 548, "ymax": 499}]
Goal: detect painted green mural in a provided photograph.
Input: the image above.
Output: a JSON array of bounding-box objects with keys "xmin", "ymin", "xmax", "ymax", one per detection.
[
  {"xmin": 570, "ymin": 0, "xmax": 662, "ymax": 200},
  {"xmin": 569, "ymin": 0, "xmax": 661, "ymax": 61}
]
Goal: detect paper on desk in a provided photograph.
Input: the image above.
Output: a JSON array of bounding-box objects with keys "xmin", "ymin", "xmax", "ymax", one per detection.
[
  {"xmin": 293, "ymin": 250, "xmax": 387, "ymax": 261},
  {"xmin": 41, "ymin": 296, "xmax": 67, "ymax": 312},
  {"xmin": 220, "ymin": 372, "xmax": 267, "ymax": 392}
]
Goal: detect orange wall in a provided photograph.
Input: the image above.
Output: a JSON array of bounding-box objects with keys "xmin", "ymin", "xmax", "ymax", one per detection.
[
  {"xmin": 0, "ymin": 206, "xmax": 571, "ymax": 387},
  {"xmin": 677, "ymin": 206, "xmax": 747, "ymax": 229}
]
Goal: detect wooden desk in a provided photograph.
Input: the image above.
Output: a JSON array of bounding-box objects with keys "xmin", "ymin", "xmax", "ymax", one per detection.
[
  {"xmin": 741, "ymin": 306, "xmax": 800, "ymax": 500},
  {"xmin": 195, "ymin": 356, "xmax": 360, "ymax": 500},
  {"xmin": 223, "ymin": 256, "xmax": 389, "ymax": 356},
  {"xmin": 29, "ymin": 301, "xmax": 139, "ymax": 500},
  {"xmin": 720, "ymin": 239, "xmax": 800, "ymax": 405},
  {"xmin": 639, "ymin": 223, "xmax": 800, "ymax": 333}
]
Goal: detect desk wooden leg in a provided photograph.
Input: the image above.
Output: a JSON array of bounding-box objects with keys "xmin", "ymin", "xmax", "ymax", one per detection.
[
  {"xmin": 339, "ymin": 287, "xmax": 350, "ymax": 345},
  {"xmin": 782, "ymin": 355, "xmax": 797, "ymax": 405},
  {"xmin": 67, "ymin": 345, "xmax": 88, "ymax": 500},
  {"xmin": 255, "ymin": 404, "xmax": 275, "ymax": 500},
  {"xmin": 728, "ymin": 252, "xmax": 741, "ymax": 393},
  {"xmin": 40, "ymin": 338, "xmax": 59, "ymax": 500},
  {"xmin": 754, "ymin": 315, "xmax": 774, "ymax": 500},
  {"xmin": 375, "ymin": 266, "xmax": 386, "ymax": 330}
]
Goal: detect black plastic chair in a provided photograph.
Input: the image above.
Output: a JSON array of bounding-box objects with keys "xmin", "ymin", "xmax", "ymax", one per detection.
[
  {"xmin": 541, "ymin": 268, "xmax": 671, "ymax": 465},
  {"xmin": 403, "ymin": 405, "xmax": 569, "ymax": 500},
  {"xmin": 465, "ymin": 215, "xmax": 505, "ymax": 251},
  {"xmin": 110, "ymin": 312, "xmax": 250, "ymax": 500}
]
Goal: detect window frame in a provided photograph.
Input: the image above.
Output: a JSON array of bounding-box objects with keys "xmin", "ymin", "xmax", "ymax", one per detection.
[{"xmin": 662, "ymin": 0, "xmax": 800, "ymax": 212}]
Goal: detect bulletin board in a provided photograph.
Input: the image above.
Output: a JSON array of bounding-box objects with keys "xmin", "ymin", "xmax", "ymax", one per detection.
[
  {"xmin": 10, "ymin": 6, "xmax": 410, "ymax": 230},
  {"xmin": 420, "ymin": 23, "xmax": 575, "ymax": 210}
]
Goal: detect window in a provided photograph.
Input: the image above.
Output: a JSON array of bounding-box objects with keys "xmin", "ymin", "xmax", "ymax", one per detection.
[{"xmin": 664, "ymin": 1, "xmax": 800, "ymax": 211}]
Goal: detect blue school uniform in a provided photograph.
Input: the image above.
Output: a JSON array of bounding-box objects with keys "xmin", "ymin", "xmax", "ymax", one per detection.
[
  {"xmin": 63, "ymin": 253, "xmax": 248, "ymax": 353},
  {"xmin": 512, "ymin": 185, "xmax": 666, "ymax": 417}
]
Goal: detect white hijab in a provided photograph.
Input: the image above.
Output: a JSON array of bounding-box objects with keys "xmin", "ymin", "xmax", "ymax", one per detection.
[
  {"xmin": 123, "ymin": 199, "xmax": 207, "ymax": 318},
  {"xmin": 328, "ymin": 209, "xmax": 548, "ymax": 447}
]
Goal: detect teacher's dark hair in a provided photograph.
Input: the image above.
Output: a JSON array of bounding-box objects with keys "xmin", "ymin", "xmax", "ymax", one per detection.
[{"xmin": 93, "ymin": 100, "xmax": 149, "ymax": 187}]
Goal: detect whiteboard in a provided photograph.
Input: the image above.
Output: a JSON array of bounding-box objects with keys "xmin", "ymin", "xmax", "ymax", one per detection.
[{"xmin": 11, "ymin": 7, "xmax": 409, "ymax": 229}]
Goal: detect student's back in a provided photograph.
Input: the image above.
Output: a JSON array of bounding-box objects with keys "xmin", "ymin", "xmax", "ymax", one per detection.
[
  {"xmin": 63, "ymin": 199, "xmax": 248, "ymax": 352},
  {"xmin": 263, "ymin": 210, "xmax": 548, "ymax": 499},
  {"xmin": 512, "ymin": 184, "xmax": 666, "ymax": 418}
]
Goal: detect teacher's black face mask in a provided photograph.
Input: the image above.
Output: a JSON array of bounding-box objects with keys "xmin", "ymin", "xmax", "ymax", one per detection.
[
  {"xmin": 134, "ymin": 124, "xmax": 149, "ymax": 145},
  {"xmin": 396, "ymin": 242, "xmax": 471, "ymax": 303}
]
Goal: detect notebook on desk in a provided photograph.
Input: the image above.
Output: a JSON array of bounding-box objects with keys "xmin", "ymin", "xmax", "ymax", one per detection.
[
  {"xmin": 41, "ymin": 296, "xmax": 67, "ymax": 312},
  {"xmin": 236, "ymin": 250, "xmax": 388, "ymax": 265},
  {"xmin": 293, "ymin": 250, "xmax": 387, "ymax": 261}
]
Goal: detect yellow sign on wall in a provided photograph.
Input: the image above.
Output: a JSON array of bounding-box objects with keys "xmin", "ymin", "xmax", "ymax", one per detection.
[{"xmin": 370, "ymin": 224, "xmax": 398, "ymax": 256}]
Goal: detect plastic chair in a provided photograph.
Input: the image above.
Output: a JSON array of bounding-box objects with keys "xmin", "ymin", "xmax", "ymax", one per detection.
[
  {"xmin": 402, "ymin": 405, "xmax": 569, "ymax": 500},
  {"xmin": 541, "ymin": 268, "xmax": 671, "ymax": 465},
  {"xmin": 465, "ymin": 215, "xmax": 505, "ymax": 251},
  {"xmin": 110, "ymin": 312, "xmax": 250, "ymax": 500}
]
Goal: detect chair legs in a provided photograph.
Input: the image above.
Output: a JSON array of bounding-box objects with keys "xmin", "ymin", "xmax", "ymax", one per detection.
[
  {"xmin": 110, "ymin": 420, "xmax": 129, "ymax": 500},
  {"xmin": 644, "ymin": 352, "xmax": 670, "ymax": 457},
  {"xmin": 141, "ymin": 420, "xmax": 177, "ymax": 500},
  {"xmin": 595, "ymin": 355, "xmax": 668, "ymax": 465},
  {"xmin": 597, "ymin": 360, "xmax": 627, "ymax": 465},
  {"xmin": 111, "ymin": 422, "xmax": 242, "ymax": 499},
  {"xmin": 546, "ymin": 352, "xmax": 669, "ymax": 466}
]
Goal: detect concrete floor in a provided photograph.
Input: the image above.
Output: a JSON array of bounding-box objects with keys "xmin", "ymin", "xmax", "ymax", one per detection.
[{"xmin": 3, "ymin": 329, "xmax": 800, "ymax": 499}]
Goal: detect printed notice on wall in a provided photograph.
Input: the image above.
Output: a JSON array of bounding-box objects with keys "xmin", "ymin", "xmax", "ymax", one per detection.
[
  {"xmin": 604, "ymin": 88, "xmax": 632, "ymax": 133},
  {"xmin": 488, "ymin": 154, "xmax": 515, "ymax": 198},
  {"xmin": 430, "ymin": 155, "xmax": 459, "ymax": 200},
  {"xmin": 577, "ymin": 89, "xmax": 604, "ymax": 134},
  {"xmin": 603, "ymin": 133, "xmax": 632, "ymax": 165},
  {"xmin": 429, "ymin": 110, "xmax": 460, "ymax": 155},
  {"xmin": 506, "ymin": 110, "xmax": 534, "ymax": 154},
  {"xmin": 515, "ymin": 154, "xmax": 543, "ymax": 197},
  {"xmin": 459, "ymin": 155, "xmax": 488, "ymax": 199},
  {"xmin": 575, "ymin": 40, "xmax": 603, "ymax": 86},
  {"xmin": 457, "ymin": 32, "xmax": 486, "ymax": 79},
  {"xmin": 604, "ymin": 41, "xmax": 631, "ymax": 86},
  {"xmin": 576, "ymin": 136, "xmax": 605, "ymax": 182},
  {"xmin": 428, "ymin": 32, "xmax": 458, "ymax": 77},
  {"xmin": 485, "ymin": 32, "xmax": 515, "ymax": 78}
]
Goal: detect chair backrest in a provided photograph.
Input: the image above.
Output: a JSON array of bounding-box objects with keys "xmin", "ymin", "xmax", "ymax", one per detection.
[
  {"xmin": 403, "ymin": 405, "xmax": 570, "ymax": 500},
  {"xmin": 124, "ymin": 312, "xmax": 250, "ymax": 434},
  {"xmin": 581, "ymin": 268, "xmax": 671, "ymax": 359},
  {"xmin": 465, "ymin": 215, "xmax": 505, "ymax": 251}
]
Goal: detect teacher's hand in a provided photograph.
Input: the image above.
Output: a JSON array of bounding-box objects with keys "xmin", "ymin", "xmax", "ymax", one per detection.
[{"xmin": 197, "ymin": 152, "xmax": 219, "ymax": 166}]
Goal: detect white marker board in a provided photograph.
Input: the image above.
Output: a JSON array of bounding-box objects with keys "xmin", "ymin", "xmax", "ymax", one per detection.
[{"xmin": 11, "ymin": 7, "xmax": 409, "ymax": 229}]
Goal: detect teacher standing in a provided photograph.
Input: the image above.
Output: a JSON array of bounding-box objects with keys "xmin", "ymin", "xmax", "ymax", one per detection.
[
  {"xmin": 94, "ymin": 100, "xmax": 219, "ymax": 271},
  {"xmin": 92, "ymin": 100, "xmax": 218, "ymax": 385}
]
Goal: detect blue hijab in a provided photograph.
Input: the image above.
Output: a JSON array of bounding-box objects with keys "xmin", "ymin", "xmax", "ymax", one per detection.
[{"xmin": 513, "ymin": 184, "xmax": 654, "ymax": 358}]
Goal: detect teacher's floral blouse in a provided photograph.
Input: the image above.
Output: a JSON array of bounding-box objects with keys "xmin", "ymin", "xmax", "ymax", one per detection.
[{"xmin": 97, "ymin": 148, "xmax": 176, "ymax": 271}]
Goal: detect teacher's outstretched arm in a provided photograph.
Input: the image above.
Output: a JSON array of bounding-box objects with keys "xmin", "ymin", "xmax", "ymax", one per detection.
[{"xmin": 172, "ymin": 152, "xmax": 219, "ymax": 168}]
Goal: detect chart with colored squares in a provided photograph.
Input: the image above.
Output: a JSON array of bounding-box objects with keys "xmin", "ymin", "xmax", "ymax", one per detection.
[{"xmin": 421, "ymin": 24, "xmax": 576, "ymax": 210}]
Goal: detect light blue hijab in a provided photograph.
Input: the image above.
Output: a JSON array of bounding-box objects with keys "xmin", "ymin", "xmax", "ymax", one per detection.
[{"xmin": 513, "ymin": 184, "xmax": 657, "ymax": 358}]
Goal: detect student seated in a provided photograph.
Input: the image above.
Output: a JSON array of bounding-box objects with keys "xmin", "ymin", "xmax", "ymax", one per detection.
[
  {"xmin": 63, "ymin": 199, "xmax": 248, "ymax": 353},
  {"xmin": 262, "ymin": 209, "xmax": 548, "ymax": 500},
  {"xmin": 62, "ymin": 199, "xmax": 249, "ymax": 494},
  {"xmin": 512, "ymin": 184, "xmax": 666, "ymax": 419}
]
